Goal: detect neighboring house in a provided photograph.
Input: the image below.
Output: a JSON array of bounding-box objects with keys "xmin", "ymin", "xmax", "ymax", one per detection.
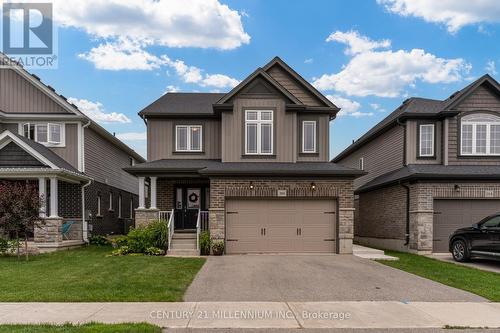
[
  {"xmin": 0, "ymin": 53, "xmax": 145, "ymax": 251},
  {"xmin": 334, "ymin": 74, "xmax": 500, "ymax": 254},
  {"xmin": 125, "ymin": 57, "xmax": 363, "ymax": 255}
]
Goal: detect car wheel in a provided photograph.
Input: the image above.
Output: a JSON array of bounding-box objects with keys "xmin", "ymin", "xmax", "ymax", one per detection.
[{"xmin": 452, "ymin": 239, "xmax": 470, "ymax": 262}]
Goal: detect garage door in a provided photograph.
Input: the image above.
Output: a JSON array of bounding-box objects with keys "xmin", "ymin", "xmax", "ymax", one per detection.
[
  {"xmin": 433, "ymin": 199, "xmax": 500, "ymax": 252},
  {"xmin": 226, "ymin": 199, "xmax": 336, "ymax": 254}
]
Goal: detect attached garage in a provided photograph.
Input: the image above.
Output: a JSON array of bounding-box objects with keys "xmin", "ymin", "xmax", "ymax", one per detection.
[
  {"xmin": 225, "ymin": 198, "xmax": 337, "ymax": 254},
  {"xmin": 433, "ymin": 199, "xmax": 500, "ymax": 252}
]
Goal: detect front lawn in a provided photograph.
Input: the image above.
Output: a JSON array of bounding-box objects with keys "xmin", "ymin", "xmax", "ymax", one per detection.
[
  {"xmin": 0, "ymin": 323, "xmax": 160, "ymax": 333},
  {"xmin": 378, "ymin": 251, "xmax": 500, "ymax": 301},
  {"xmin": 0, "ymin": 246, "xmax": 205, "ymax": 302}
]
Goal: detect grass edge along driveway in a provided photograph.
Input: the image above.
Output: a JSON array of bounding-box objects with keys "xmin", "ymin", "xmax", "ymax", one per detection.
[
  {"xmin": 0, "ymin": 323, "xmax": 160, "ymax": 333},
  {"xmin": 0, "ymin": 246, "xmax": 205, "ymax": 302},
  {"xmin": 378, "ymin": 251, "xmax": 500, "ymax": 302}
]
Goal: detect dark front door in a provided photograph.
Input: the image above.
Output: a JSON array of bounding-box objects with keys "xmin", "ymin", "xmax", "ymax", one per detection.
[{"xmin": 174, "ymin": 187, "xmax": 201, "ymax": 230}]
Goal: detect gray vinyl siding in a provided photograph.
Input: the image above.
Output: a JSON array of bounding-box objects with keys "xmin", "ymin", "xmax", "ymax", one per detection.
[
  {"xmin": 222, "ymin": 97, "xmax": 297, "ymax": 162},
  {"xmin": 0, "ymin": 142, "xmax": 47, "ymax": 167},
  {"xmin": 296, "ymin": 114, "xmax": 330, "ymax": 162},
  {"xmin": 0, "ymin": 123, "xmax": 17, "ymax": 132},
  {"xmin": 147, "ymin": 119, "xmax": 221, "ymax": 161},
  {"xmin": 0, "ymin": 69, "xmax": 69, "ymax": 114},
  {"xmin": 406, "ymin": 120, "xmax": 442, "ymax": 165},
  {"xmin": 51, "ymin": 123, "xmax": 79, "ymax": 169},
  {"xmin": 84, "ymin": 127, "xmax": 138, "ymax": 194},
  {"xmin": 336, "ymin": 125, "xmax": 405, "ymax": 189},
  {"xmin": 266, "ymin": 65, "xmax": 323, "ymax": 106},
  {"xmin": 448, "ymin": 85, "xmax": 500, "ymax": 166}
]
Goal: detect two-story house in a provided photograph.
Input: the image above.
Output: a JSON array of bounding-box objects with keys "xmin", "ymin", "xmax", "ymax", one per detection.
[
  {"xmin": 334, "ymin": 74, "xmax": 500, "ymax": 254},
  {"xmin": 125, "ymin": 57, "xmax": 363, "ymax": 255},
  {"xmin": 0, "ymin": 53, "xmax": 145, "ymax": 252}
]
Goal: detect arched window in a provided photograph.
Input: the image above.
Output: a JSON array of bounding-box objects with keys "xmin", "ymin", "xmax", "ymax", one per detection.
[{"xmin": 461, "ymin": 113, "xmax": 500, "ymax": 155}]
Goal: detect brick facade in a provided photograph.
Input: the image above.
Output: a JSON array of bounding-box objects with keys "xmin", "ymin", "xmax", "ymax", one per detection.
[
  {"xmin": 58, "ymin": 180, "xmax": 82, "ymax": 219},
  {"xmin": 209, "ymin": 178, "xmax": 355, "ymax": 254},
  {"xmin": 357, "ymin": 181, "xmax": 500, "ymax": 253}
]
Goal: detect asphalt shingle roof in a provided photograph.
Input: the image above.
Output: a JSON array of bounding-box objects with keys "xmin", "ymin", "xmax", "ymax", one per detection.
[{"xmin": 138, "ymin": 93, "xmax": 225, "ymax": 116}]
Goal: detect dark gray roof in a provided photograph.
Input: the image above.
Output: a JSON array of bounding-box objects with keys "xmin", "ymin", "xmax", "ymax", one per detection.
[
  {"xmin": 333, "ymin": 74, "xmax": 500, "ymax": 162},
  {"xmin": 12, "ymin": 132, "xmax": 82, "ymax": 174},
  {"xmin": 125, "ymin": 159, "xmax": 365, "ymax": 177},
  {"xmin": 139, "ymin": 93, "xmax": 225, "ymax": 116},
  {"xmin": 357, "ymin": 164, "xmax": 500, "ymax": 193}
]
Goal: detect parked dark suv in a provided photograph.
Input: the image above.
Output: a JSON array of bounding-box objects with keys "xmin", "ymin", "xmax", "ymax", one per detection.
[{"xmin": 449, "ymin": 214, "xmax": 500, "ymax": 262}]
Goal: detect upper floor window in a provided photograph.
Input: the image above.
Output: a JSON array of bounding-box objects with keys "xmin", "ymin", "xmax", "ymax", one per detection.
[
  {"xmin": 302, "ymin": 121, "xmax": 316, "ymax": 153},
  {"xmin": 245, "ymin": 110, "xmax": 273, "ymax": 155},
  {"xmin": 21, "ymin": 122, "xmax": 64, "ymax": 147},
  {"xmin": 419, "ymin": 124, "xmax": 435, "ymax": 157},
  {"xmin": 175, "ymin": 125, "xmax": 202, "ymax": 152},
  {"xmin": 461, "ymin": 113, "xmax": 500, "ymax": 156}
]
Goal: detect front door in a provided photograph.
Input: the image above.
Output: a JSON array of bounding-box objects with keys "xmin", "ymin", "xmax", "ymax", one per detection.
[{"xmin": 174, "ymin": 187, "xmax": 201, "ymax": 230}]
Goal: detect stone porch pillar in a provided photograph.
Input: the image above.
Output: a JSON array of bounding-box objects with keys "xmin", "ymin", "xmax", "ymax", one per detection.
[{"xmin": 34, "ymin": 218, "xmax": 63, "ymax": 244}]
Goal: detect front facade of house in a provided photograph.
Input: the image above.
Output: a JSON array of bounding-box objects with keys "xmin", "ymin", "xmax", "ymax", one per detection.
[
  {"xmin": 334, "ymin": 75, "xmax": 500, "ymax": 254},
  {"xmin": 126, "ymin": 57, "xmax": 363, "ymax": 255},
  {"xmin": 0, "ymin": 54, "xmax": 145, "ymax": 251}
]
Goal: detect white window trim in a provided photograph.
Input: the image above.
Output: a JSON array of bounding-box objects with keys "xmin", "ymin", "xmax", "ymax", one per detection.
[
  {"xmin": 175, "ymin": 125, "xmax": 203, "ymax": 152},
  {"xmin": 109, "ymin": 192, "xmax": 113, "ymax": 211},
  {"xmin": 97, "ymin": 195, "xmax": 102, "ymax": 216},
  {"xmin": 118, "ymin": 195, "xmax": 122, "ymax": 218},
  {"xmin": 359, "ymin": 157, "xmax": 364, "ymax": 171},
  {"xmin": 18, "ymin": 122, "xmax": 65, "ymax": 147},
  {"xmin": 302, "ymin": 120, "xmax": 317, "ymax": 153},
  {"xmin": 419, "ymin": 124, "xmax": 435, "ymax": 157},
  {"xmin": 461, "ymin": 119, "xmax": 500, "ymax": 156},
  {"xmin": 129, "ymin": 198, "xmax": 133, "ymax": 218},
  {"xmin": 245, "ymin": 110, "xmax": 274, "ymax": 155}
]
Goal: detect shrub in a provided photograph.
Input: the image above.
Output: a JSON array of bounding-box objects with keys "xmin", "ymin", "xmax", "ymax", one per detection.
[
  {"xmin": 112, "ymin": 235, "xmax": 129, "ymax": 248},
  {"xmin": 111, "ymin": 245, "xmax": 130, "ymax": 256},
  {"xmin": 0, "ymin": 237, "xmax": 9, "ymax": 255},
  {"xmin": 199, "ymin": 231, "xmax": 211, "ymax": 255},
  {"xmin": 0, "ymin": 238, "xmax": 19, "ymax": 256},
  {"xmin": 144, "ymin": 247, "xmax": 165, "ymax": 256},
  {"xmin": 110, "ymin": 220, "xmax": 168, "ymax": 255},
  {"xmin": 212, "ymin": 240, "xmax": 224, "ymax": 256},
  {"xmin": 89, "ymin": 235, "xmax": 111, "ymax": 246}
]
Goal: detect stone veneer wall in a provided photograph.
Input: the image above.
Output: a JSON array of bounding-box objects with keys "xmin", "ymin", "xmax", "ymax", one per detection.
[
  {"xmin": 208, "ymin": 178, "xmax": 355, "ymax": 254},
  {"xmin": 409, "ymin": 181, "xmax": 500, "ymax": 253}
]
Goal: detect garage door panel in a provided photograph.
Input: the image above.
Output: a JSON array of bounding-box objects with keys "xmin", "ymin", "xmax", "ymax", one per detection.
[
  {"xmin": 226, "ymin": 199, "xmax": 336, "ymax": 254},
  {"xmin": 433, "ymin": 199, "xmax": 500, "ymax": 252}
]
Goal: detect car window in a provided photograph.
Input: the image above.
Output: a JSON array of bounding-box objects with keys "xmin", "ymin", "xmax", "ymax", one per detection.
[{"xmin": 481, "ymin": 216, "xmax": 500, "ymax": 228}]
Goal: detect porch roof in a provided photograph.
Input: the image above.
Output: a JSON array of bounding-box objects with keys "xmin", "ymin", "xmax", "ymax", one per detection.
[{"xmin": 124, "ymin": 159, "xmax": 365, "ymax": 178}]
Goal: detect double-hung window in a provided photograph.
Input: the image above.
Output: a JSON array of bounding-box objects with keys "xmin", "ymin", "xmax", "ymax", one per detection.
[
  {"xmin": 419, "ymin": 124, "xmax": 435, "ymax": 157},
  {"xmin": 245, "ymin": 110, "xmax": 273, "ymax": 155},
  {"xmin": 21, "ymin": 122, "xmax": 63, "ymax": 146},
  {"xmin": 302, "ymin": 121, "xmax": 316, "ymax": 153},
  {"xmin": 461, "ymin": 113, "xmax": 500, "ymax": 156},
  {"xmin": 175, "ymin": 125, "xmax": 202, "ymax": 152}
]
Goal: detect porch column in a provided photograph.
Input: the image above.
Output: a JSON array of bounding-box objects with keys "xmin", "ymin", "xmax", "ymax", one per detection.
[
  {"xmin": 138, "ymin": 176, "xmax": 145, "ymax": 209},
  {"xmin": 150, "ymin": 176, "xmax": 157, "ymax": 209},
  {"xmin": 49, "ymin": 177, "xmax": 59, "ymax": 218},
  {"xmin": 38, "ymin": 177, "xmax": 46, "ymax": 218}
]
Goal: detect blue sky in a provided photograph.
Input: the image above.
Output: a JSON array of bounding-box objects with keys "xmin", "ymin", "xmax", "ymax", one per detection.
[{"xmin": 20, "ymin": 0, "xmax": 500, "ymax": 158}]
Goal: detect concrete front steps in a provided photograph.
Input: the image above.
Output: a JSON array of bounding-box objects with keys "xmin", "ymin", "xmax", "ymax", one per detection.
[
  {"xmin": 167, "ymin": 232, "xmax": 199, "ymax": 256},
  {"xmin": 352, "ymin": 244, "xmax": 398, "ymax": 260}
]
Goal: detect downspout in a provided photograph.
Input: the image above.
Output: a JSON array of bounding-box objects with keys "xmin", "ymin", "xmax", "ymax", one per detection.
[
  {"xmin": 401, "ymin": 182, "xmax": 410, "ymax": 246},
  {"xmin": 81, "ymin": 179, "xmax": 92, "ymax": 242}
]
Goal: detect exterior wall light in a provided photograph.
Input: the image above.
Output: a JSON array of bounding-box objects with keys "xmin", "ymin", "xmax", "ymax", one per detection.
[
  {"xmin": 311, "ymin": 182, "xmax": 316, "ymax": 191},
  {"xmin": 249, "ymin": 181, "xmax": 254, "ymax": 190},
  {"xmin": 454, "ymin": 184, "xmax": 460, "ymax": 192}
]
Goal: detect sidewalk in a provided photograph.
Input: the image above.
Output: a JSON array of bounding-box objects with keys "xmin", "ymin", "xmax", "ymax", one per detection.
[{"xmin": 0, "ymin": 302, "xmax": 499, "ymax": 329}]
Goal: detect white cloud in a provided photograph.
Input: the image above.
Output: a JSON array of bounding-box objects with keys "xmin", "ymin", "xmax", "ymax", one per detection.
[
  {"xmin": 370, "ymin": 103, "xmax": 386, "ymax": 112},
  {"xmin": 326, "ymin": 30, "xmax": 390, "ymax": 55},
  {"xmin": 486, "ymin": 60, "xmax": 498, "ymax": 75},
  {"xmin": 115, "ymin": 132, "xmax": 147, "ymax": 141},
  {"xmin": 53, "ymin": 0, "xmax": 250, "ymax": 50},
  {"xmin": 327, "ymin": 95, "xmax": 373, "ymax": 117},
  {"xmin": 164, "ymin": 85, "xmax": 181, "ymax": 94},
  {"xmin": 68, "ymin": 98, "xmax": 131, "ymax": 123},
  {"xmin": 304, "ymin": 58, "xmax": 314, "ymax": 64},
  {"xmin": 314, "ymin": 30, "xmax": 470, "ymax": 98},
  {"xmin": 377, "ymin": 0, "xmax": 500, "ymax": 33}
]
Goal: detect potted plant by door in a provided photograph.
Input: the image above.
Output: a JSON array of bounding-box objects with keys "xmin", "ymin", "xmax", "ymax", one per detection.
[{"xmin": 211, "ymin": 240, "xmax": 224, "ymax": 256}]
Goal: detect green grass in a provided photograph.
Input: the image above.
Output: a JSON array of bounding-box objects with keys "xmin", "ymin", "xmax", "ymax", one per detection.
[
  {"xmin": 378, "ymin": 251, "xmax": 500, "ymax": 301},
  {"xmin": 0, "ymin": 323, "xmax": 160, "ymax": 333},
  {"xmin": 0, "ymin": 246, "xmax": 205, "ymax": 302}
]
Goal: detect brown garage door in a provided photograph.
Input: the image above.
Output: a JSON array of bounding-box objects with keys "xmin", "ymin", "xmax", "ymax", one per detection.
[
  {"xmin": 433, "ymin": 199, "xmax": 500, "ymax": 252},
  {"xmin": 226, "ymin": 198, "xmax": 336, "ymax": 254}
]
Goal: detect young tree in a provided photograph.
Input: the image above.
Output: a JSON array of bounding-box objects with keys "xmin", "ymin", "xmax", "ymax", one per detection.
[{"xmin": 0, "ymin": 181, "xmax": 44, "ymax": 260}]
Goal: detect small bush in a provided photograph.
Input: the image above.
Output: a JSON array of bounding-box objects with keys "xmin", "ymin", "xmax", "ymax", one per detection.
[
  {"xmin": 199, "ymin": 231, "xmax": 211, "ymax": 255},
  {"xmin": 112, "ymin": 235, "xmax": 129, "ymax": 248},
  {"xmin": 212, "ymin": 240, "xmax": 224, "ymax": 256},
  {"xmin": 89, "ymin": 235, "xmax": 111, "ymax": 246},
  {"xmin": 0, "ymin": 237, "xmax": 9, "ymax": 255},
  {"xmin": 144, "ymin": 247, "xmax": 165, "ymax": 256},
  {"xmin": 0, "ymin": 238, "xmax": 20, "ymax": 256},
  {"xmin": 111, "ymin": 246, "xmax": 130, "ymax": 256}
]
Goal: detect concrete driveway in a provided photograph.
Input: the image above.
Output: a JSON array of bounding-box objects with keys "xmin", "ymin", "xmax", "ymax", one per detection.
[{"xmin": 184, "ymin": 255, "xmax": 485, "ymax": 302}]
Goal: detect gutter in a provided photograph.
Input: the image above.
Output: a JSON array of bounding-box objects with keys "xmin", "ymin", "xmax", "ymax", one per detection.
[
  {"xmin": 400, "ymin": 182, "xmax": 411, "ymax": 246},
  {"xmin": 81, "ymin": 179, "xmax": 92, "ymax": 243}
]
